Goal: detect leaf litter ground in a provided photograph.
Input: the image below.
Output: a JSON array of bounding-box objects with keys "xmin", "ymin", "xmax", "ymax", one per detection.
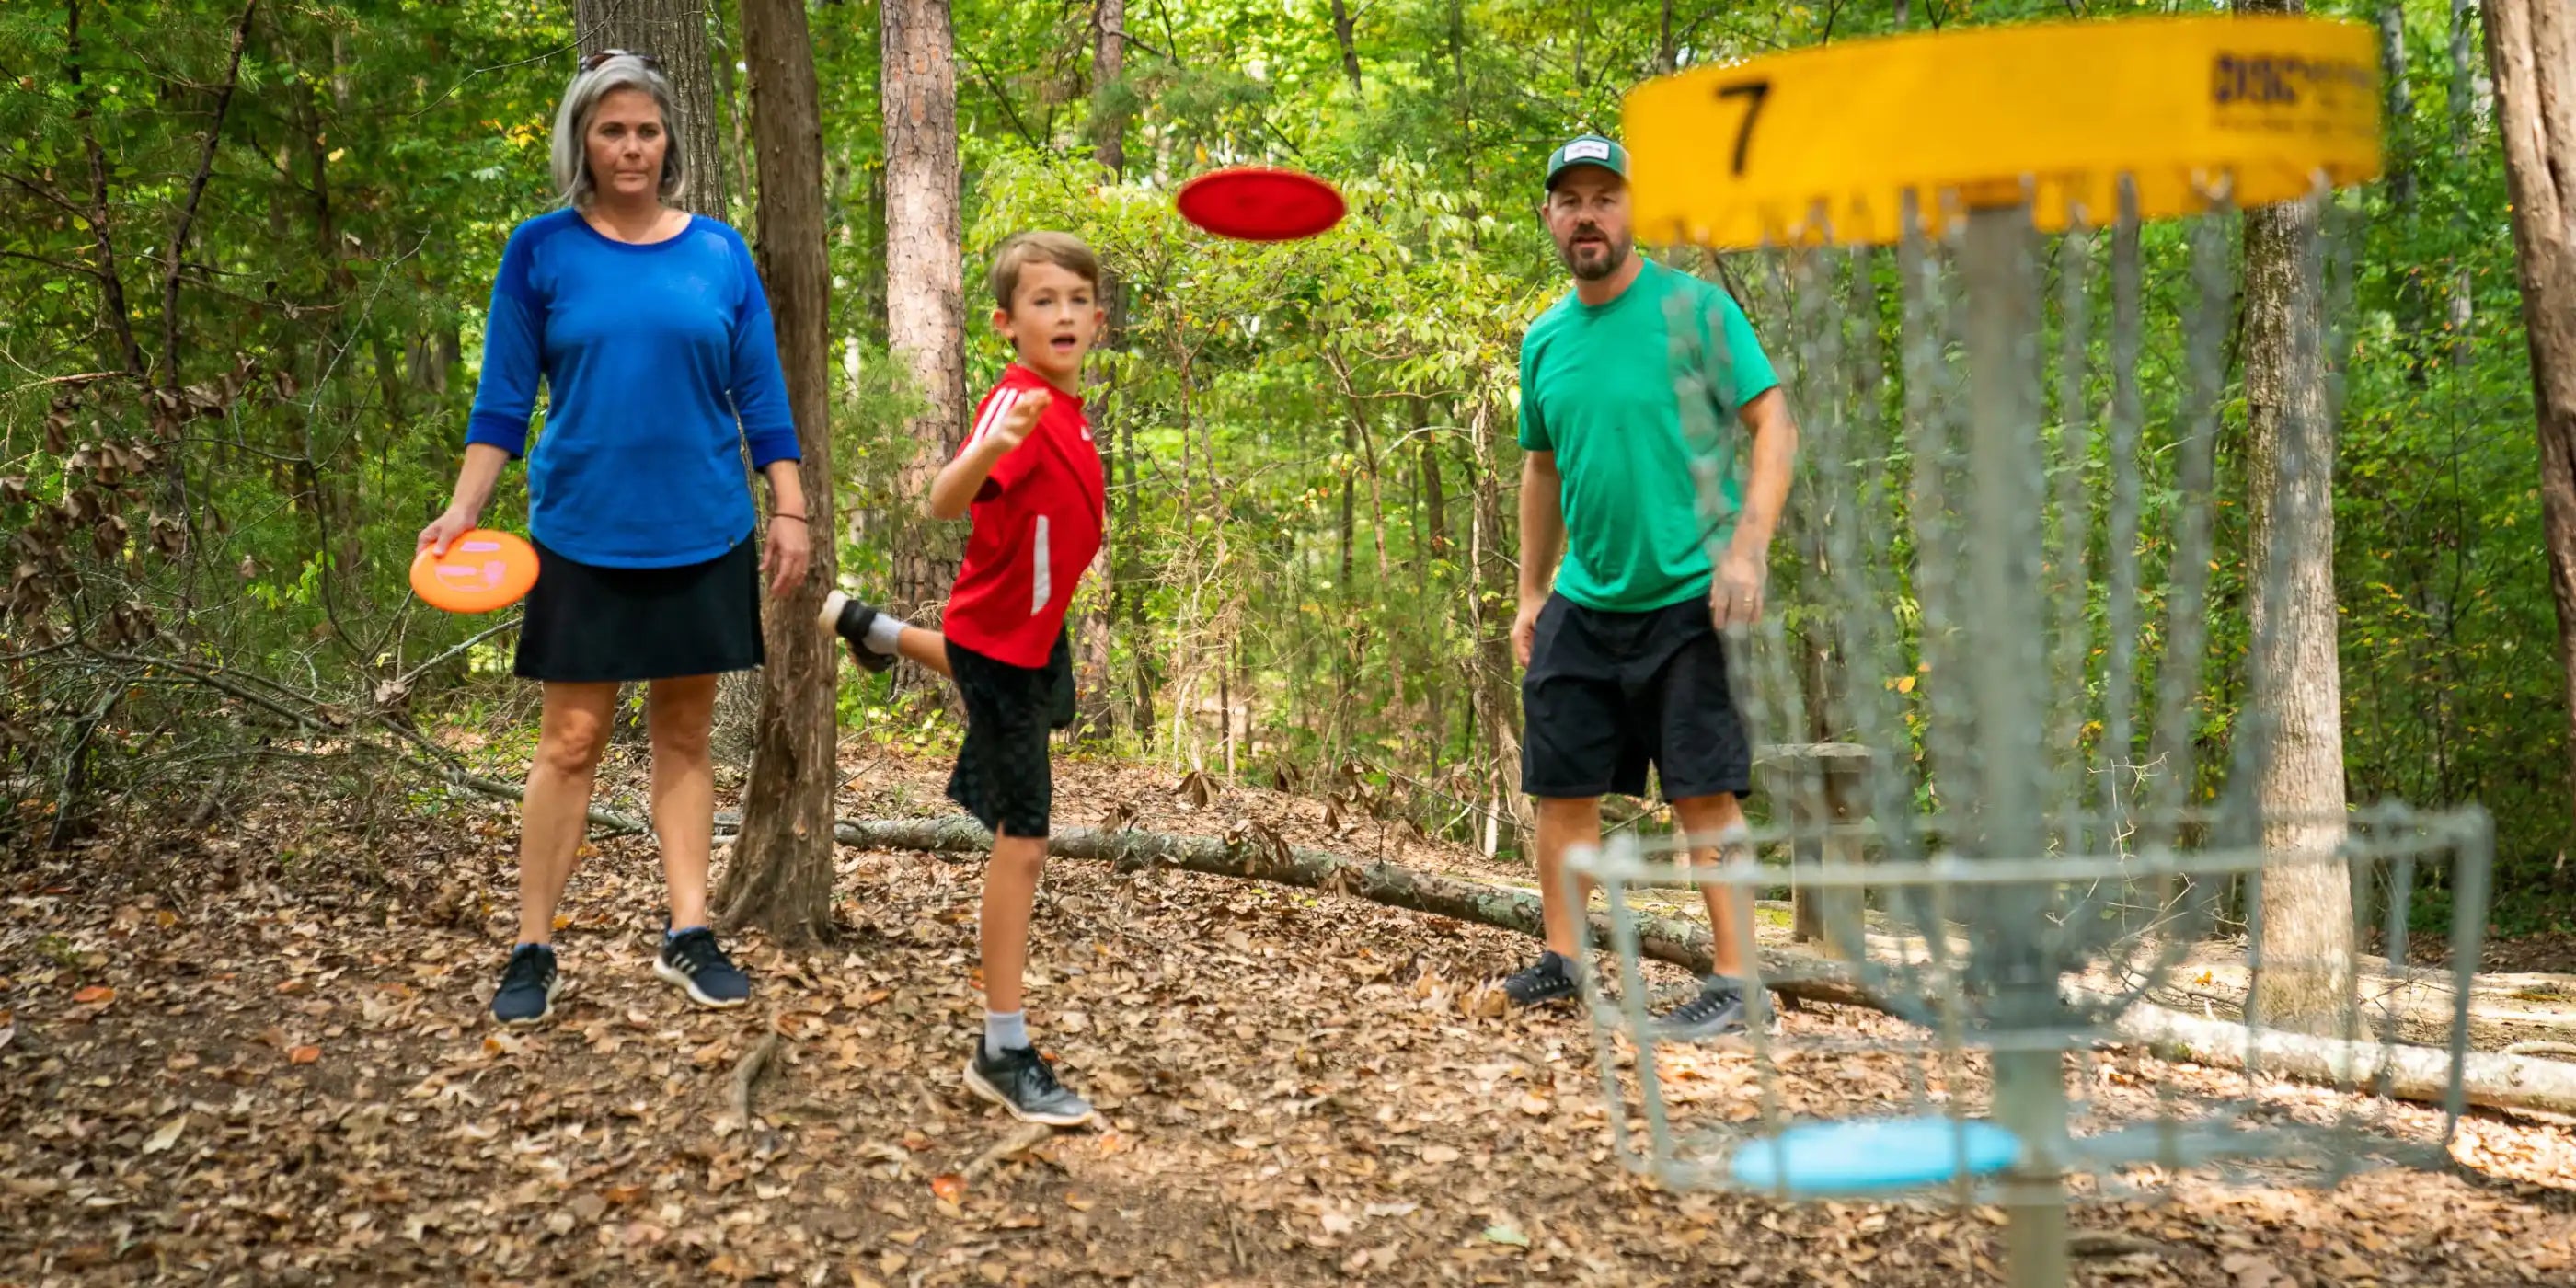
[{"xmin": 3, "ymin": 744, "xmax": 2572, "ymax": 1285}]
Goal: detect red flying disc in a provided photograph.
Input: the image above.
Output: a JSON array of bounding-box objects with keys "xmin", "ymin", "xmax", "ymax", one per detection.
[
  {"xmin": 409, "ymin": 528, "xmax": 541, "ymax": 614},
  {"xmin": 1175, "ymin": 167, "xmax": 1346, "ymax": 242}
]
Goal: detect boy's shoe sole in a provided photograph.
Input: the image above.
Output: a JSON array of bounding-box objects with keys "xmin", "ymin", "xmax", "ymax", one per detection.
[
  {"xmin": 652, "ymin": 955, "xmax": 749, "ymax": 1008},
  {"xmin": 963, "ymin": 1059, "xmax": 1097, "ymax": 1127}
]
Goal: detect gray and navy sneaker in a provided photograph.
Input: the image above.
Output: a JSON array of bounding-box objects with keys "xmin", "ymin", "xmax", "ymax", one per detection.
[
  {"xmin": 965, "ymin": 1042, "xmax": 1096, "ymax": 1127},
  {"xmin": 819, "ymin": 591, "xmax": 896, "ymax": 673},
  {"xmin": 1498, "ymin": 952, "xmax": 1581, "ymax": 1009},
  {"xmin": 1652, "ymin": 976, "xmax": 1758, "ymax": 1042},
  {"xmin": 654, "ymin": 926, "xmax": 751, "ymax": 1007},
  {"xmin": 492, "ymin": 943, "xmax": 559, "ymax": 1027}
]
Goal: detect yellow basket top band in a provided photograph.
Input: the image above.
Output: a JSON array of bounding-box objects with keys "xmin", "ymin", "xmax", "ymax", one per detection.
[{"xmin": 1619, "ymin": 15, "xmax": 2384, "ymax": 250}]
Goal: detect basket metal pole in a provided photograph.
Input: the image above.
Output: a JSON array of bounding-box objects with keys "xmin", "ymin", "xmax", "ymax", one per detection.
[{"xmin": 1958, "ymin": 198, "xmax": 2069, "ymax": 1288}]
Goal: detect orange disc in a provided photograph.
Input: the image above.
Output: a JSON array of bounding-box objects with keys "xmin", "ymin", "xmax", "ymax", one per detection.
[{"xmin": 409, "ymin": 528, "xmax": 541, "ymax": 614}]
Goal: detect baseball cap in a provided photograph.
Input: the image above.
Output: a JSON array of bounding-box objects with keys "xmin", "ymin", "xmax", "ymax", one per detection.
[{"xmin": 1544, "ymin": 133, "xmax": 1628, "ymax": 190}]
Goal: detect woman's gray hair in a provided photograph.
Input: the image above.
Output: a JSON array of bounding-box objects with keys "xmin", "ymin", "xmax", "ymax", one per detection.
[{"xmin": 548, "ymin": 52, "xmax": 684, "ymax": 209}]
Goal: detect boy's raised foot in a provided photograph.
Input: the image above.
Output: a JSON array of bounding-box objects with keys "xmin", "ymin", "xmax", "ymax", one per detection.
[
  {"xmin": 820, "ymin": 590, "xmax": 896, "ymax": 674},
  {"xmin": 965, "ymin": 1041, "xmax": 1096, "ymax": 1127}
]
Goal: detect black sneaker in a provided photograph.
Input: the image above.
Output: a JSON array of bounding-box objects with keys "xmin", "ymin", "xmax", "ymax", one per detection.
[
  {"xmin": 818, "ymin": 591, "xmax": 896, "ymax": 673},
  {"xmin": 491, "ymin": 943, "xmax": 558, "ymax": 1028},
  {"xmin": 1498, "ymin": 953, "xmax": 1580, "ymax": 1008},
  {"xmin": 1653, "ymin": 976, "xmax": 1754, "ymax": 1042},
  {"xmin": 654, "ymin": 926, "xmax": 751, "ymax": 1007},
  {"xmin": 964, "ymin": 1041, "xmax": 1096, "ymax": 1127}
]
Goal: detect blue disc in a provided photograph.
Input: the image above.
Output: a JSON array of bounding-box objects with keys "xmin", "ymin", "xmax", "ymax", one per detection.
[{"xmin": 1727, "ymin": 1116, "xmax": 2024, "ymax": 1196}]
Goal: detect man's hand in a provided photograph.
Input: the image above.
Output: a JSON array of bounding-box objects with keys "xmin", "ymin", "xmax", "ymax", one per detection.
[
  {"xmin": 1512, "ymin": 597, "xmax": 1545, "ymax": 668},
  {"xmin": 1709, "ymin": 543, "xmax": 1766, "ymax": 631}
]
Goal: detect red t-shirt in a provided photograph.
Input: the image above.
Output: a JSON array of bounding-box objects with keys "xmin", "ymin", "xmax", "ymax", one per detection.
[{"xmin": 943, "ymin": 363, "xmax": 1106, "ymax": 668}]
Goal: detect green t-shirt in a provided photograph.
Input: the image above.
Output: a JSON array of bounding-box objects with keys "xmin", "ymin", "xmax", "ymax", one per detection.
[{"xmin": 1516, "ymin": 259, "xmax": 1780, "ymax": 613}]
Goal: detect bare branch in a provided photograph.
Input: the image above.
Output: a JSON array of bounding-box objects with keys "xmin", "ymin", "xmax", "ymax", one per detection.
[{"xmin": 160, "ymin": 0, "xmax": 259, "ymax": 392}]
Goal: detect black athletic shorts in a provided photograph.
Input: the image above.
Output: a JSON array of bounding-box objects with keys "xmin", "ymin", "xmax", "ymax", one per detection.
[
  {"xmin": 946, "ymin": 629, "xmax": 1075, "ymax": 839},
  {"xmin": 1519, "ymin": 590, "xmax": 1752, "ymax": 803}
]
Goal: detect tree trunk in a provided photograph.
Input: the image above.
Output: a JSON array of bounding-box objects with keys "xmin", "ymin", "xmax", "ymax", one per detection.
[
  {"xmin": 2483, "ymin": 0, "xmax": 2576, "ymax": 841},
  {"xmin": 1418, "ymin": 400, "xmax": 1447, "ymax": 561},
  {"xmin": 718, "ymin": 0, "xmax": 837, "ymax": 945},
  {"xmin": 2383, "ymin": 0, "xmax": 2432, "ymax": 377},
  {"xmin": 1075, "ymin": 0, "xmax": 1127, "ymax": 738},
  {"xmin": 1329, "ymin": 0, "xmax": 1363, "ymax": 94},
  {"xmin": 882, "ymin": 0, "xmax": 968, "ymax": 618},
  {"xmin": 712, "ymin": 1, "xmax": 757, "ymax": 216},
  {"xmin": 2382, "ymin": 2, "xmax": 2416, "ymax": 213},
  {"xmin": 2237, "ymin": 0, "xmax": 2352, "ymax": 1040},
  {"xmin": 1091, "ymin": 0, "xmax": 1126, "ymax": 175},
  {"xmin": 573, "ymin": 0, "xmax": 728, "ymax": 219},
  {"xmin": 2449, "ymin": 0, "xmax": 2488, "ymax": 363}
]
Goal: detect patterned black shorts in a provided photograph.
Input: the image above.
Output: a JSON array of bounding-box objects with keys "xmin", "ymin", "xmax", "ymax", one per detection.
[{"xmin": 945, "ymin": 630, "xmax": 1074, "ymax": 839}]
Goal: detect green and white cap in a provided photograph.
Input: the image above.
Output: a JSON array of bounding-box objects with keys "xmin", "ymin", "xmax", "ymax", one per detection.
[{"xmin": 1544, "ymin": 133, "xmax": 1628, "ymax": 190}]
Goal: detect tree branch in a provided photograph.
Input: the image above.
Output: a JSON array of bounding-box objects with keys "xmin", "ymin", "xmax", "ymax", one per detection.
[
  {"xmin": 65, "ymin": 0, "xmax": 148, "ymax": 380},
  {"xmin": 161, "ymin": 0, "xmax": 259, "ymax": 392}
]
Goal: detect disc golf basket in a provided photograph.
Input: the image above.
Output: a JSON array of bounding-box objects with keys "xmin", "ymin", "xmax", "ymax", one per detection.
[{"xmin": 1561, "ymin": 17, "xmax": 2497, "ymax": 1286}]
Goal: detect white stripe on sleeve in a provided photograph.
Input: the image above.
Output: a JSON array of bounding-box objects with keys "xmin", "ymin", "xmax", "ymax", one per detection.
[{"xmin": 968, "ymin": 387, "xmax": 1019, "ymax": 448}]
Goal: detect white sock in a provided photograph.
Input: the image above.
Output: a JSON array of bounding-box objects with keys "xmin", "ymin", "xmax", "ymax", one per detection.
[
  {"xmin": 983, "ymin": 1010, "xmax": 1029, "ymax": 1059},
  {"xmin": 865, "ymin": 612, "xmax": 907, "ymax": 655},
  {"xmin": 820, "ymin": 591, "xmax": 911, "ymax": 656}
]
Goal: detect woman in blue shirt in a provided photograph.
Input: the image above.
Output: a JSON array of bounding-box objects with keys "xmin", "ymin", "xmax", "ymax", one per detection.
[{"xmin": 418, "ymin": 51, "xmax": 807, "ymax": 1028}]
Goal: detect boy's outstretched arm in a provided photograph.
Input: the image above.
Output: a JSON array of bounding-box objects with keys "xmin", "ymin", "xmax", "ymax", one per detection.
[{"xmin": 926, "ymin": 388, "xmax": 1050, "ymax": 520}]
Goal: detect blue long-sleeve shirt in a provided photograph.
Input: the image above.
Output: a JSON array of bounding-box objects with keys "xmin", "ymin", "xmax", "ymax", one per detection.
[{"xmin": 466, "ymin": 208, "xmax": 801, "ymax": 569}]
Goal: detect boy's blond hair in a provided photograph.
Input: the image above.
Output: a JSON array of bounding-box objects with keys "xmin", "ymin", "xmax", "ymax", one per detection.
[{"xmin": 987, "ymin": 231, "xmax": 1101, "ymax": 313}]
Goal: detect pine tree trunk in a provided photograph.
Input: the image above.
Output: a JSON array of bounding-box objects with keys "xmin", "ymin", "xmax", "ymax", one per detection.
[
  {"xmin": 2482, "ymin": 0, "xmax": 2576, "ymax": 841},
  {"xmin": 1092, "ymin": 0, "xmax": 1126, "ymax": 176},
  {"xmin": 717, "ymin": 0, "xmax": 837, "ymax": 945},
  {"xmin": 573, "ymin": 0, "xmax": 728, "ymax": 219},
  {"xmin": 2237, "ymin": 0, "xmax": 2352, "ymax": 1040},
  {"xmin": 881, "ymin": 0, "xmax": 967, "ymax": 618},
  {"xmin": 1075, "ymin": 0, "xmax": 1126, "ymax": 738}
]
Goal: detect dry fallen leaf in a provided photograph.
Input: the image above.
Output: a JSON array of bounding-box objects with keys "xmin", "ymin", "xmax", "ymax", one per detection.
[
  {"xmin": 1420, "ymin": 1145, "xmax": 1461, "ymax": 1165},
  {"xmin": 288, "ymin": 1045, "xmax": 321, "ymax": 1064},
  {"xmin": 142, "ymin": 1114, "xmax": 187, "ymax": 1156},
  {"xmin": 72, "ymin": 985, "xmax": 113, "ymax": 1005},
  {"xmin": 929, "ymin": 1173, "xmax": 965, "ymax": 1203},
  {"xmin": 1064, "ymin": 1192, "xmax": 1096, "ymax": 1212}
]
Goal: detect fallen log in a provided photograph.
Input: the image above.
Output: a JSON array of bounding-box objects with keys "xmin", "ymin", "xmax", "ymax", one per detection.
[
  {"xmin": 753, "ymin": 812, "xmax": 2576, "ymax": 1119},
  {"xmin": 760, "ymin": 813, "xmax": 1884, "ymax": 1010},
  {"xmin": 2101, "ymin": 995, "xmax": 2576, "ymax": 1118}
]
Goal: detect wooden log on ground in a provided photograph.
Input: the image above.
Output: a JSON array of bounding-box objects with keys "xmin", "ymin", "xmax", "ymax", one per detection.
[
  {"xmin": 720, "ymin": 812, "xmax": 1883, "ymax": 1010},
  {"xmin": 2099, "ymin": 993, "xmax": 2576, "ymax": 1118},
  {"xmin": 738, "ymin": 812, "xmax": 2576, "ymax": 1119}
]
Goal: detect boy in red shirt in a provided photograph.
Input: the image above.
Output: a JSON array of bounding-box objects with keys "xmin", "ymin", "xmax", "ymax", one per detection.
[{"xmin": 819, "ymin": 231, "xmax": 1105, "ymax": 1126}]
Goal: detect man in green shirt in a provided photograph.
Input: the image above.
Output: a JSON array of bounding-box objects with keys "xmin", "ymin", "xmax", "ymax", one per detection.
[{"xmin": 1500, "ymin": 133, "xmax": 1800, "ymax": 1041}]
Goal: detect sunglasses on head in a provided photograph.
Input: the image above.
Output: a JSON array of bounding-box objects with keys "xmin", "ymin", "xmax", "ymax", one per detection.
[{"xmin": 579, "ymin": 48, "xmax": 661, "ymax": 73}]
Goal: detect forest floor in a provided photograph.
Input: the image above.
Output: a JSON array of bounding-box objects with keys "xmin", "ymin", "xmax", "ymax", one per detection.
[{"xmin": 4, "ymin": 740, "xmax": 2575, "ymax": 1286}]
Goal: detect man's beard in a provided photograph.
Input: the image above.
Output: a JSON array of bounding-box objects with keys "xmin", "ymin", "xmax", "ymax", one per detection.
[{"xmin": 1558, "ymin": 227, "xmax": 1629, "ymax": 281}]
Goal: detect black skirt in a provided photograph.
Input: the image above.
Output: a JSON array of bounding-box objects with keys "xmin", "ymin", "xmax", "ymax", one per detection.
[{"xmin": 514, "ymin": 535, "xmax": 764, "ymax": 683}]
